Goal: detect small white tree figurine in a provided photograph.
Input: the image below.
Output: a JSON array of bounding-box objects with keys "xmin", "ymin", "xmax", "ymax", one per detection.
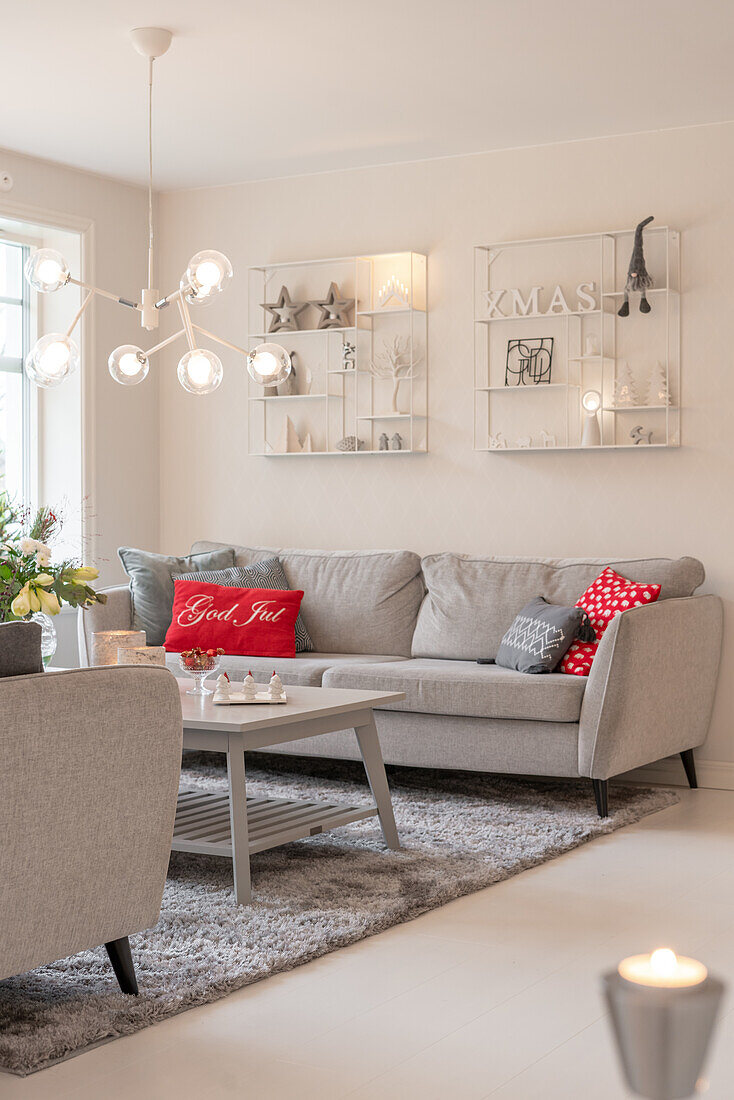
[
  {"xmin": 613, "ymin": 362, "xmax": 638, "ymax": 407},
  {"xmin": 646, "ymin": 362, "xmax": 671, "ymax": 406},
  {"xmin": 368, "ymin": 336, "xmax": 421, "ymax": 414}
]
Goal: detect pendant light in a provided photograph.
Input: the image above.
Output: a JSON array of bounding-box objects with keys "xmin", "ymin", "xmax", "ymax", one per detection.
[{"xmin": 23, "ymin": 28, "xmax": 290, "ymax": 393}]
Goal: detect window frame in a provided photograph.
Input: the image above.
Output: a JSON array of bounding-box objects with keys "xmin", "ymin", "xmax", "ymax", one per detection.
[{"xmin": 0, "ymin": 236, "xmax": 35, "ymax": 502}]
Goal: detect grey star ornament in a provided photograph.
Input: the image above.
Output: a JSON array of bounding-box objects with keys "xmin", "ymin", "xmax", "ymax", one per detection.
[
  {"xmin": 313, "ymin": 282, "xmax": 354, "ymax": 329},
  {"xmin": 261, "ymin": 286, "xmax": 309, "ymax": 333}
]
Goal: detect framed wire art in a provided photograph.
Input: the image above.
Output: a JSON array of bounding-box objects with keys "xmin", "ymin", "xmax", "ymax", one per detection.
[{"xmin": 505, "ymin": 337, "xmax": 554, "ymax": 386}]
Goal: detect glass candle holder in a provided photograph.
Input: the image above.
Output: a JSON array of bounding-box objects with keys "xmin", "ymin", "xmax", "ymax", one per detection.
[
  {"xmin": 91, "ymin": 630, "xmax": 146, "ymax": 666},
  {"xmin": 117, "ymin": 645, "xmax": 166, "ymax": 667}
]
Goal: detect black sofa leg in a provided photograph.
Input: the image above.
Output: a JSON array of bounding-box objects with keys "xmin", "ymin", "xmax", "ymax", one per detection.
[
  {"xmin": 680, "ymin": 749, "xmax": 698, "ymax": 789},
  {"xmin": 592, "ymin": 778, "xmax": 609, "ymax": 818},
  {"xmin": 105, "ymin": 936, "xmax": 139, "ymax": 995}
]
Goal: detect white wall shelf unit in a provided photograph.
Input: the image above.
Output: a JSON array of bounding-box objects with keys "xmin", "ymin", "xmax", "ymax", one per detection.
[
  {"xmin": 474, "ymin": 227, "xmax": 680, "ymax": 452},
  {"xmin": 247, "ymin": 252, "xmax": 427, "ymax": 456}
]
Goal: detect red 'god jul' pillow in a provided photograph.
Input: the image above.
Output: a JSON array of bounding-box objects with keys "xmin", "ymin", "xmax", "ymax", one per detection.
[
  {"xmin": 560, "ymin": 567, "xmax": 661, "ymax": 677},
  {"xmin": 163, "ymin": 580, "xmax": 305, "ymax": 658}
]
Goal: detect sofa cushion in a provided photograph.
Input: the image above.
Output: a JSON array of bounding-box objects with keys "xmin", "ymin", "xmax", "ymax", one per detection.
[
  {"xmin": 191, "ymin": 542, "xmax": 424, "ymax": 656},
  {"xmin": 322, "ymin": 658, "xmax": 586, "ymax": 723},
  {"xmin": 118, "ymin": 546, "xmax": 235, "ymax": 646},
  {"xmin": 412, "ymin": 554, "xmax": 705, "ymax": 661},
  {"xmin": 175, "ymin": 559, "xmax": 314, "ymax": 652},
  {"xmin": 0, "ymin": 621, "xmax": 43, "ymax": 678},
  {"xmin": 166, "ymin": 651, "xmax": 408, "ymax": 688}
]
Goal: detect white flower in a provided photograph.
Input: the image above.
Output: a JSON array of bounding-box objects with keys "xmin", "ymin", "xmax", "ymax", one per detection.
[
  {"xmin": 19, "ymin": 536, "xmax": 38, "ymax": 556},
  {"xmin": 35, "ymin": 543, "xmax": 52, "ymax": 567}
]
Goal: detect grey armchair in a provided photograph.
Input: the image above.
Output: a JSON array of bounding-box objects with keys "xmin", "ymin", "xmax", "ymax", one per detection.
[{"xmin": 0, "ymin": 666, "xmax": 182, "ymax": 994}]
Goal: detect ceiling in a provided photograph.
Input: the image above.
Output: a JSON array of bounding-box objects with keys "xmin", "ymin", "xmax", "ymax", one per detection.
[{"xmin": 2, "ymin": 0, "xmax": 733, "ymax": 191}]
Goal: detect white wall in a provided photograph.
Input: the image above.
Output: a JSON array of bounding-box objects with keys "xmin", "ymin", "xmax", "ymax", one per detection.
[
  {"xmin": 157, "ymin": 121, "xmax": 734, "ymax": 770},
  {"xmin": 0, "ymin": 147, "xmax": 158, "ymax": 587}
]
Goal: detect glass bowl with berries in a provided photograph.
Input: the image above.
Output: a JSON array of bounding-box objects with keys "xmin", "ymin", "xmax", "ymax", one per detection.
[{"xmin": 178, "ymin": 646, "xmax": 225, "ymax": 695}]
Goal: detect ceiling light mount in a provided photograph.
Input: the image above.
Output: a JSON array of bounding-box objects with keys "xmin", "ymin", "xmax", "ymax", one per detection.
[
  {"xmin": 22, "ymin": 29, "xmax": 291, "ymax": 396},
  {"xmin": 129, "ymin": 27, "xmax": 173, "ymax": 60}
]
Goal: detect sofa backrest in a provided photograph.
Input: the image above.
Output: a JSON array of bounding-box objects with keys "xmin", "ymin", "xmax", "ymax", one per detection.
[
  {"xmin": 190, "ymin": 542, "xmax": 424, "ymax": 656},
  {"xmin": 411, "ymin": 554, "xmax": 706, "ymax": 661}
]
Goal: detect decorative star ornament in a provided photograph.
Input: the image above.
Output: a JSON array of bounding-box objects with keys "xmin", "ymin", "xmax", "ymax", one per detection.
[
  {"xmin": 313, "ymin": 282, "xmax": 354, "ymax": 329},
  {"xmin": 261, "ymin": 286, "xmax": 309, "ymax": 333}
]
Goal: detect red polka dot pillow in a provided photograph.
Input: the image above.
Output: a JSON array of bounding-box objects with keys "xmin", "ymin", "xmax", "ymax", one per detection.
[{"xmin": 560, "ymin": 567, "xmax": 661, "ymax": 677}]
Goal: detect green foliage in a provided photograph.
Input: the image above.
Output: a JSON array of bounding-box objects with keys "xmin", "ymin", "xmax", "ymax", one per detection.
[{"xmin": 0, "ymin": 491, "xmax": 105, "ymax": 622}]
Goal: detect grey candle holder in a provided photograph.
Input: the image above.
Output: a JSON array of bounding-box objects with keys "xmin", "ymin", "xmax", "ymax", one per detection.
[{"xmin": 603, "ymin": 969, "xmax": 725, "ymax": 1099}]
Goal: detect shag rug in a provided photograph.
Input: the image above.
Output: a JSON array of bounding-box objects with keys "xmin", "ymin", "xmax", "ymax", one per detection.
[{"xmin": 0, "ymin": 752, "xmax": 677, "ymax": 1076}]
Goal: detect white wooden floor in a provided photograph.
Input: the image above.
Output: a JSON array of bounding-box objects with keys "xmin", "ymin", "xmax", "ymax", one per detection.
[{"xmin": 4, "ymin": 787, "xmax": 734, "ymax": 1100}]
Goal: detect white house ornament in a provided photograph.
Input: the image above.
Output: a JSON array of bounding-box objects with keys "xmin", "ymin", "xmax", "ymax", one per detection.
[
  {"xmin": 262, "ymin": 286, "xmax": 309, "ymax": 333},
  {"xmin": 646, "ymin": 361, "xmax": 671, "ymax": 406},
  {"xmin": 613, "ymin": 362, "xmax": 638, "ymax": 407},
  {"xmin": 313, "ymin": 282, "xmax": 354, "ymax": 329}
]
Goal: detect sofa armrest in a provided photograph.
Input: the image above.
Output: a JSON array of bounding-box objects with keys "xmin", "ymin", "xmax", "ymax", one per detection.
[
  {"xmin": 578, "ymin": 595, "xmax": 723, "ymax": 779},
  {"xmin": 77, "ymin": 585, "xmax": 133, "ymax": 666}
]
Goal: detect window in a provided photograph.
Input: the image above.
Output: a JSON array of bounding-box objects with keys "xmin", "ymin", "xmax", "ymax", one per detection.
[{"xmin": 0, "ymin": 239, "xmax": 31, "ymax": 501}]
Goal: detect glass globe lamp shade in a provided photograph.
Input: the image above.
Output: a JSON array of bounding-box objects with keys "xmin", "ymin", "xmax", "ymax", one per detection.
[
  {"xmin": 24, "ymin": 249, "xmax": 70, "ymax": 293},
  {"xmin": 247, "ymin": 342, "xmax": 291, "ymax": 386},
  {"xmin": 25, "ymin": 333, "xmax": 79, "ymax": 388},
  {"xmin": 108, "ymin": 345, "xmax": 149, "ymax": 386},
  {"xmin": 182, "ymin": 250, "xmax": 233, "ymax": 305},
  {"xmin": 177, "ymin": 348, "xmax": 223, "ymax": 395},
  {"xmin": 582, "ymin": 389, "xmax": 602, "ymax": 413}
]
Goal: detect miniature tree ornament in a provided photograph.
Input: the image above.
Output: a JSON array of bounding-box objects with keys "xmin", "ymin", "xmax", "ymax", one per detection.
[{"xmin": 368, "ymin": 336, "xmax": 421, "ymax": 414}]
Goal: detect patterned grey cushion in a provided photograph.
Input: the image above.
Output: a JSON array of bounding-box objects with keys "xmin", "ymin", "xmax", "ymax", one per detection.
[
  {"xmin": 495, "ymin": 597, "xmax": 594, "ymax": 674},
  {"xmin": 118, "ymin": 546, "xmax": 235, "ymax": 646},
  {"xmin": 175, "ymin": 558, "xmax": 314, "ymax": 652}
]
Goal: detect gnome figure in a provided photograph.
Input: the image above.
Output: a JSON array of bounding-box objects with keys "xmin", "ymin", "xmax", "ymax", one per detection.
[{"xmin": 618, "ymin": 216, "xmax": 654, "ymax": 317}]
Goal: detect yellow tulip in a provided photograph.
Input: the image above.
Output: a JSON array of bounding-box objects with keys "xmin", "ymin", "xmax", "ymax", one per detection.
[
  {"xmin": 37, "ymin": 587, "xmax": 61, "ymax": 616},
  {"xmin": 11, "ymin": 584, "xmax": 31, "ymax": 617},
  {"xmin": 28, "ymin": 588, "xmax": 41, "ymax": 613},
  {"xmin": 34, "ymin": 573, "xmax": 54, "ymax": 587},
  {"xmin": 68, "ymin": 566, "xmax": 99, "ymax": 583}
]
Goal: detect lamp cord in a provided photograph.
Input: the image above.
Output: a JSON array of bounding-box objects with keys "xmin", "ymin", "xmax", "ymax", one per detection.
[{"xmin": 147, "ymin": 55, "xmax": 154, "ymax": 290}]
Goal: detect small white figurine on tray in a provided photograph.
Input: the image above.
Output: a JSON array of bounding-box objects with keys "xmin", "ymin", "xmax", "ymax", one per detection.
[
  {"xmin": 213, "ymin": 673, "xmax": 231, "ymax": 703},
  {"xmin": 269, "ymin": 672, "xmax": 285, "ymax": 701},
  {"xmin": 243, "ymin": 671, "xmax": 257, "ymax": 701}
]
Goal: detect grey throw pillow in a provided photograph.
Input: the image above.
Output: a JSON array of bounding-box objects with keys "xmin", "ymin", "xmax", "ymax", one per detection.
[
  {"xmin": 0, "ymin": 621, "xmax": 43, "ymax": 677},
  {"xmin": 118, "ymin": 546, "xmax": 235, "ymax": 645},
  {"xmin": 495, "ymin": 597, "xmax": 596, "ymax": 674},
  {"xmin": 174, "ymin": 559, "xmax": 314, "ymax": 652}
]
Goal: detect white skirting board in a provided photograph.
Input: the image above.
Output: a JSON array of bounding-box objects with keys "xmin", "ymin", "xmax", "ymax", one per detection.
[{"xmin": 623, "ymin": 756, "xmax": 734, "ymax": 791}]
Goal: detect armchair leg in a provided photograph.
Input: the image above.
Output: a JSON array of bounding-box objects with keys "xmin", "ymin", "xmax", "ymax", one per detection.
[
  {"xmin": 680, "ymin": 749, "xmax": 698, "ymax": 789},
  {"xmin": 105, "ymin": 936, "xmax": 139, "ymax": 995},
  {"xmin": 592, "ymin": 778, "xmax": 609, "ymax": 818}
]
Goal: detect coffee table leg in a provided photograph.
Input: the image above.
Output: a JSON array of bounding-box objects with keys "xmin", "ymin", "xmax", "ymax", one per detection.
[
  {"xmin": 354, "ymin": 714, "xmax": 401, "ymax": 850},
  {"xmin": 226, "ymin": 737, "xmax": 252, "ymax": 904}
]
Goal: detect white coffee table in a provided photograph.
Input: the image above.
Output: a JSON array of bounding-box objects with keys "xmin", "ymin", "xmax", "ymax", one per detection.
[{"xmin": 175, "ymin": 680, "xmax": 405, "ymax": 904}]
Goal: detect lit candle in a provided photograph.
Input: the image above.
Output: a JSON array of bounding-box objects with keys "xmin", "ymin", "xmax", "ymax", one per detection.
[
  {"xmin": 618, "ymin": 948, "xmax": 708, "ymax": 989},
  {"xmin": 91, "ymin": 629, "xmax": 146, "ymax": 666},
  {"xmin": 117, "ymin": 645, "xmax": 166, "ymax": 667},
  {"xmin": 604, "ymin": 950, "xmax": 724, "ymax": 1099}
]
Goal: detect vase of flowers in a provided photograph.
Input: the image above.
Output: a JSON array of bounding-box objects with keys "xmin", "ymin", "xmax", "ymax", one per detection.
[{"xmin": 0, "ymin": 492, "xmax": 106, "ymax": 665}]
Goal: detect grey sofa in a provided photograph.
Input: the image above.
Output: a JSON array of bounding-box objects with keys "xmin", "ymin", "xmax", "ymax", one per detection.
[
  {"xmin": 0, "ymin": 666, "xmax": 182, "ymax": 993},
  {"xmin": 78, "ymin": 545, "xmax": 723, "ymax": 816}
]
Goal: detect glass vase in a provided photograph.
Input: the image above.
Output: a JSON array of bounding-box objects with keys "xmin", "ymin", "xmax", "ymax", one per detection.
[{"xmin": 30, "ymin": 611, "xmax": 58, "ymax": 668}]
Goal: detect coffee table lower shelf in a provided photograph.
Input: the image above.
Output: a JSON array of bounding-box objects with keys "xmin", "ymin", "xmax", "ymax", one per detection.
[{"xmin": 172, "ymin": 789, "xmax": 379, "ymax": 857}]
